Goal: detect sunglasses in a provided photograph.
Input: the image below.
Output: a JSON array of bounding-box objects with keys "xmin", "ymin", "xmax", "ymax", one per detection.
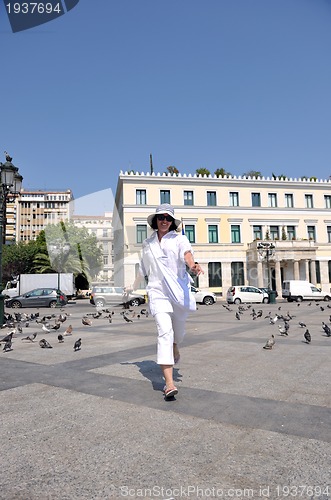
[{"xmin": 157, "ymin": 214, "xmax": 174, "ymax": 222}]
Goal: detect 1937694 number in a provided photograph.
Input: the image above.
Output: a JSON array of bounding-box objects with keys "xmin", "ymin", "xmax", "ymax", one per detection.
[{"xmin": 6, "ymin": 3, "xmax": 62, "ymax": 14}]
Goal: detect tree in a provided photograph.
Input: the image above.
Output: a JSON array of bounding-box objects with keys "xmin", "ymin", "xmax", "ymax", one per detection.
[
  {"xmin": 281, "ymin": 226, "xmax": 287, "ymax": 240},
  {"xmin": 166, "ymin": 166, "xmax": 179, "ymax": 175},
  {"xmin": 243, "ymin": 170, "xmax": 262, "ymax": 178},
  {"xmin": 214, "ymin": 168, "xmax": 231, "ymax": 178},
  {"xmin": 196, "ymin": 168, "xmax": 210, "ymax": 176},
  {"xmin": 34, "ymin": 223, "xmax": 103, "ymax": 282},
  {"xmin": 272, "ymin": 172, "xmax": 288, "ymax": 180},
  {"xmin": 2, "ymin": 240, "xmax": 40, "ymax": 286}
]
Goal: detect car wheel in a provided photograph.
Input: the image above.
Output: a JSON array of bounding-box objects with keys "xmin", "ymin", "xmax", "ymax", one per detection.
[
  {"xmin": 296, "ymin": 296, "xmax": 303, "ymax": 302},
  {"xmin": 11, "ymin": 301, "xmax": 22, "ymax": 308},
  {"xmin": 234, "ymin": 298, "xmax": 241, "ymax": 304},
  {"xmin": 203, "ymin": 296, "xmax": 214, "ymax": 305},
  {"xmin": 95, "ymin": 299, "xmax": 105, "ymax": 308},
  {"xmin": 49, "ymin": 301, "xmax": 57, "ymax": 308},
  {"xmin": 130, "ymin": 298, "xmax": 141, "ymax": 307},
  {"xmin": 324, "ymin": 296, "xmax": 331, "ymax": 301},
  {"xmin": 262, "ymin": 297, "xmax": 269, "ymax": 304}
]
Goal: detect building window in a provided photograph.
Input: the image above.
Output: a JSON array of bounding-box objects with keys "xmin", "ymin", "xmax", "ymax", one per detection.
[
  {"xmin": 136, "ymin": 224, "xmax": 147, "ymax": 244},
  {"xmin": 328, "ymin": 261, "xmax": 331, "ymax": 283},
  {"xmin": 327, "ymin": 226, "xmax": 331, "ymax": 243},
  {"xmin": 184, "ymin": 191, "xmax": 194, "ymax": 206},
  {"xmin": 231, "ymin": 225, "xmax": 241, "ymax": 243},
  {"xmin": 136, "ymin": 190, "xmax": 146, "ymax": 205},
  {"xmin": 103, "ymin": 229, "xmax": 108, "ymax": 237},
  {"xmin": 208, "ymin": 225, "xmax": 218, "ymax": 243},
  {"xmin": 207, "ymin": 191, "xmax": 216, "ymax": 206},
  {"xmin": 160, "ymin": 190, "xmax": 170, "ymax": 204},
  {"xmin": 268, "ymin": 193, "xmax": 277, "ymax": 207},
  {"xmin": 325, "ymin": 195, "xmax": 331, "ymax": 209},
  {"xmin": 270, "ymin": 225, "xmax": 279, "ymax": 240},
  {"xmin": 253, "ymin": 225, "xmax": 262, "ymax": 240},
  {"xmin": 251, "ymin": 193, "xmax": 261, "ymax": 207},
  {"xmin": 103, "ymin": 255, "xmax": 108, "ymax": 265},
  {"xmin": 285, "ymin": 193, "xmax": 294, "ymax": 208},
  {"xmin": 287, "ymin": 226, "xmax": 296, "ymax": 240},
  {"xmin": 231, "ymin": 262, "xmax": 244, "ymax": 286},
  {"xmin": 305, "ymin": 194, "xmax": 314, "ymax": 208},
  {"xmin": 208, "ymin": 262, "xmax": 222, "ymax": 287},
  {"xmin": 185, "ymin": 225, "xmax": 195, "ymax": 243},
  {"xmin": 229, "ymin": 192, "xmax": 239, "ymax": 207},
  {"xmin": 307, "ymin": 225, "xmax": 316, "ymax": 240}
]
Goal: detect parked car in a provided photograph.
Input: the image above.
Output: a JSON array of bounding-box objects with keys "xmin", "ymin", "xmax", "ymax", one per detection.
[
  {"xmin": 227, "ymin": 285, "xmax": 269, "ymax": 304},
  {"xmin": 191, "ymin": 286, "xmax": 217, "ymax": 305},
  {"xmin": 258, "ymin": 287, "xmax": 278, "ymax": 298},
  {"xmin": 89, "ymin": 286, "xmax": 145, "ymax": 308},
  {"xmin": 5, "ymin": 288, "xmax": 68, "ymax": 308}
]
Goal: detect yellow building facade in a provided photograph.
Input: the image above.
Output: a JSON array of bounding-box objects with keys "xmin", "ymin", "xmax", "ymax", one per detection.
[{"xmin": 114, "ymin": 172, "xmax": 331, "ymax": 297}]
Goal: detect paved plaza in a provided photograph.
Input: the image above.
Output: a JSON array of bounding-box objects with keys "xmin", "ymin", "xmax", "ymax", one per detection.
[{"xmin": 1, "ymin": 298, "xmax": 331, "ymax": 500}]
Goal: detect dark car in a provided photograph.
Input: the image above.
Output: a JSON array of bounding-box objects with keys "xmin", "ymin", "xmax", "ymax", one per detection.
[
  {"xmin": 5, "ymin": 288, "xmax": 68, "ymax": 308},
  {"xmin": 258, "ymin": 287, "xmax": 278, "ymax": 298}
]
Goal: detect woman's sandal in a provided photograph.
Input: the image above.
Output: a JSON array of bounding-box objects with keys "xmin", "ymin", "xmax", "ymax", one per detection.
[{"xmin": 163, "ymin": 386, "xmax": 178, "ymax": 399}]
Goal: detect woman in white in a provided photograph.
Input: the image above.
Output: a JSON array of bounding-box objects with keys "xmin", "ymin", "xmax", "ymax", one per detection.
[{"xmin": 130, "ymin": 204, "xmax": 203, "ymax": 400}]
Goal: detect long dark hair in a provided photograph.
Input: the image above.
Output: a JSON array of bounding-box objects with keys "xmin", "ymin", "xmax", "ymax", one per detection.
[{"xmin": 150, "ymin": 215, "xmax": 178, "ymax": 232}]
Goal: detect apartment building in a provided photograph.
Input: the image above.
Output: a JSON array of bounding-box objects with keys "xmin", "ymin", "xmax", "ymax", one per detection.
[
  {"xmin": 72, "ymin": 212, "xmax": 114, "ymax": 284},
  {"xmin": 16, "ymin": 189, "xmax": 73, "ymax": 241},
  {"xmin": 114, "ymin": 171, "xmax": 331, "ymax": 296}
]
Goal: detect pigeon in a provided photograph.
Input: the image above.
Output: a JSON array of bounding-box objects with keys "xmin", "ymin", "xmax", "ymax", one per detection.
[
  {"xmin": 3, "ymin": 340, "xmax": 12, "ymax": 352},
  {"xmin": 73, "ymin": 338, "xmax": 82, "ymax": 351},
  {"xmin": 304, "ymin": 329, "xmax": 311, "ymax": 344},
  {"xmin": 82, "ymin": 317, "xmax": 92, "ymax": 326},
  {"xmin": 278, "ymin": 325, "xmax": 288, "ymax": 336},
  {"xmin": 39, "ymin": 339, "xmax": 53, "ymax": 348},
  {"xmin": 58, "ymin": 314, "xmax": 67, "ymax": 323},
  {"xmin": 58, "ymin": 334, "xmax": 64, "ymax": 343},
  {"xmin": 0, "ymin": 331, "xmax": 15, "ymax": 344},
  {"xmin": 123, "ymin": 314, "xmax": 133, "ymax": 323},
  {"xmin": 263, "ymin": 335, "xmax": 275, "ymax": 349},
  {"xmin": 64, "ymin": 324, "xmax": 73, "ymax": 336},
  {"xmin": 21, "ymin": 333, "xmax": 37, "ymax": 342},
  {"xmin": 50, "ymin": 322, "xmax": 61, "ymax": 331},
  {"xmin": 298, "ymin": 322, "xmax": 306, "ymax": 328},
  {"xmin": 321, "ymin": 322, "xmax": 331, "ymax": 337},
  {"xmin": 42, "ymin": 324, "xmax": 51, "ymax": 334},
  {"xmin": 235, "ymin": 312, "xmax": 241, "ymax": 320}
]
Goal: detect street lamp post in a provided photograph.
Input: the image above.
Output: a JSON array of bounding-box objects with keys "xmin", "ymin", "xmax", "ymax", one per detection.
[
  {"xmin": 48, "ymin": 240, "xmax": 70, "ymax": 306},
  {"xmin": 257, "ymin": 241, "xmax": 275, "ymax": 290},
  {"xmin": 0, "ymin": 153, "xmax": 23, "ymax": 326}
]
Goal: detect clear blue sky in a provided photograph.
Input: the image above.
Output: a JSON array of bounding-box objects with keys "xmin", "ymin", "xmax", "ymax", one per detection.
[{"xmin": 1, "ymin": 0, "xmax": 331, "ymax": 208}]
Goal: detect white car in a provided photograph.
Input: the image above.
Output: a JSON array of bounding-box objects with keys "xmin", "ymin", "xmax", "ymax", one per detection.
[
  {"xmin": 227, "ymin": 285, "xmax": 269, "ymax": 304},
  {"xmin": 191, "ymin": 286, "xmax": 217, "ymax": 305}
]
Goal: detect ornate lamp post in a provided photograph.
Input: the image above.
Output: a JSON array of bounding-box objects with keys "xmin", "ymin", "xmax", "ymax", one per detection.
[
  {"xmin": 257, "ymin": 241, "xmax": 275, "ymax": 290},
  {"xmin": 48, "ymin": 239, "xmax": 70, "ymax": 306},
  {"xmin": 0, "ymin": 152, "xmax": 23, "ymax": 325}
]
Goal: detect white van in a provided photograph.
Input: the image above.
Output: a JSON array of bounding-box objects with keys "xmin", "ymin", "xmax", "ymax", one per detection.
[{"xmin": 282, "ymin": 280, "xmax": 331, "ymax": 302}]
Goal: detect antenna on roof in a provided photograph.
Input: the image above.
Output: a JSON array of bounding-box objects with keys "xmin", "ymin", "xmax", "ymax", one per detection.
[{"xmin": 150, "ymin": 153, "xmax": 154, "ymax": 174}]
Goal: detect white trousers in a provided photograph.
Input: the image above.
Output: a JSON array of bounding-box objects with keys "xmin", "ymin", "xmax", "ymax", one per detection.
[{"xmin": 154, "ymin": 310, "xmax": 188, "ymax": 365}]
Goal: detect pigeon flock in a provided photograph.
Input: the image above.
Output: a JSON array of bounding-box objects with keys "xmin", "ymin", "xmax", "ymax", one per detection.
[
  {"xmin": 0, "ymin": 306, "xmax": 151, "ymax": 354},
  {"xmin": 222, "ymin": 300, "xmax": 331, "ymax": 350}
]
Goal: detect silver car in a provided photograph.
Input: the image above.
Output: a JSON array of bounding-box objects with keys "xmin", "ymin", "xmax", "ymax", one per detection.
[{"xmin": 89, "ymin": 286, "xmax": 145, "ymax": 308}]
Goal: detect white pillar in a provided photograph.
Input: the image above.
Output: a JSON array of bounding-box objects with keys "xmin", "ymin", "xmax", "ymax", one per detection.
[{"xmin": 294, "ymin": 260, "xmax": 300, "ymax": 280}]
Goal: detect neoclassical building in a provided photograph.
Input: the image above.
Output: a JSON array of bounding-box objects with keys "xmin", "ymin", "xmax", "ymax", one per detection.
[{"xmin": 114, "ymin": 171, "xmax": 331, "ymax": 296}]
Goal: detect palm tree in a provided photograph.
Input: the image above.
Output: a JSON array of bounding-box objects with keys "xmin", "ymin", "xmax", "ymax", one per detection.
[
  {"xmin": 32, "ymin": 251, "xmax": 92, "ymax": 283},
  {"xmin": 166, "ymin": 166, "xmax": 179, "ymax": 175},
  {"xmin": 196, "ymin": 168, "xmax": 210, "ymax": 176},
  {"xmin": 243, "ymin": 170, "xmax": 262, "ymax": 178},
  {"xmin": 214, "ymin": 168, "xmax": 231, "ymax": 177}
]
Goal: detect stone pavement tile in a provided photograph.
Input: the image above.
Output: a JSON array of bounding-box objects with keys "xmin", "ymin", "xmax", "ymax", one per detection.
[{"xmin": 1, "ymin": 384, "xmax": 330, "ymax": 500}]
